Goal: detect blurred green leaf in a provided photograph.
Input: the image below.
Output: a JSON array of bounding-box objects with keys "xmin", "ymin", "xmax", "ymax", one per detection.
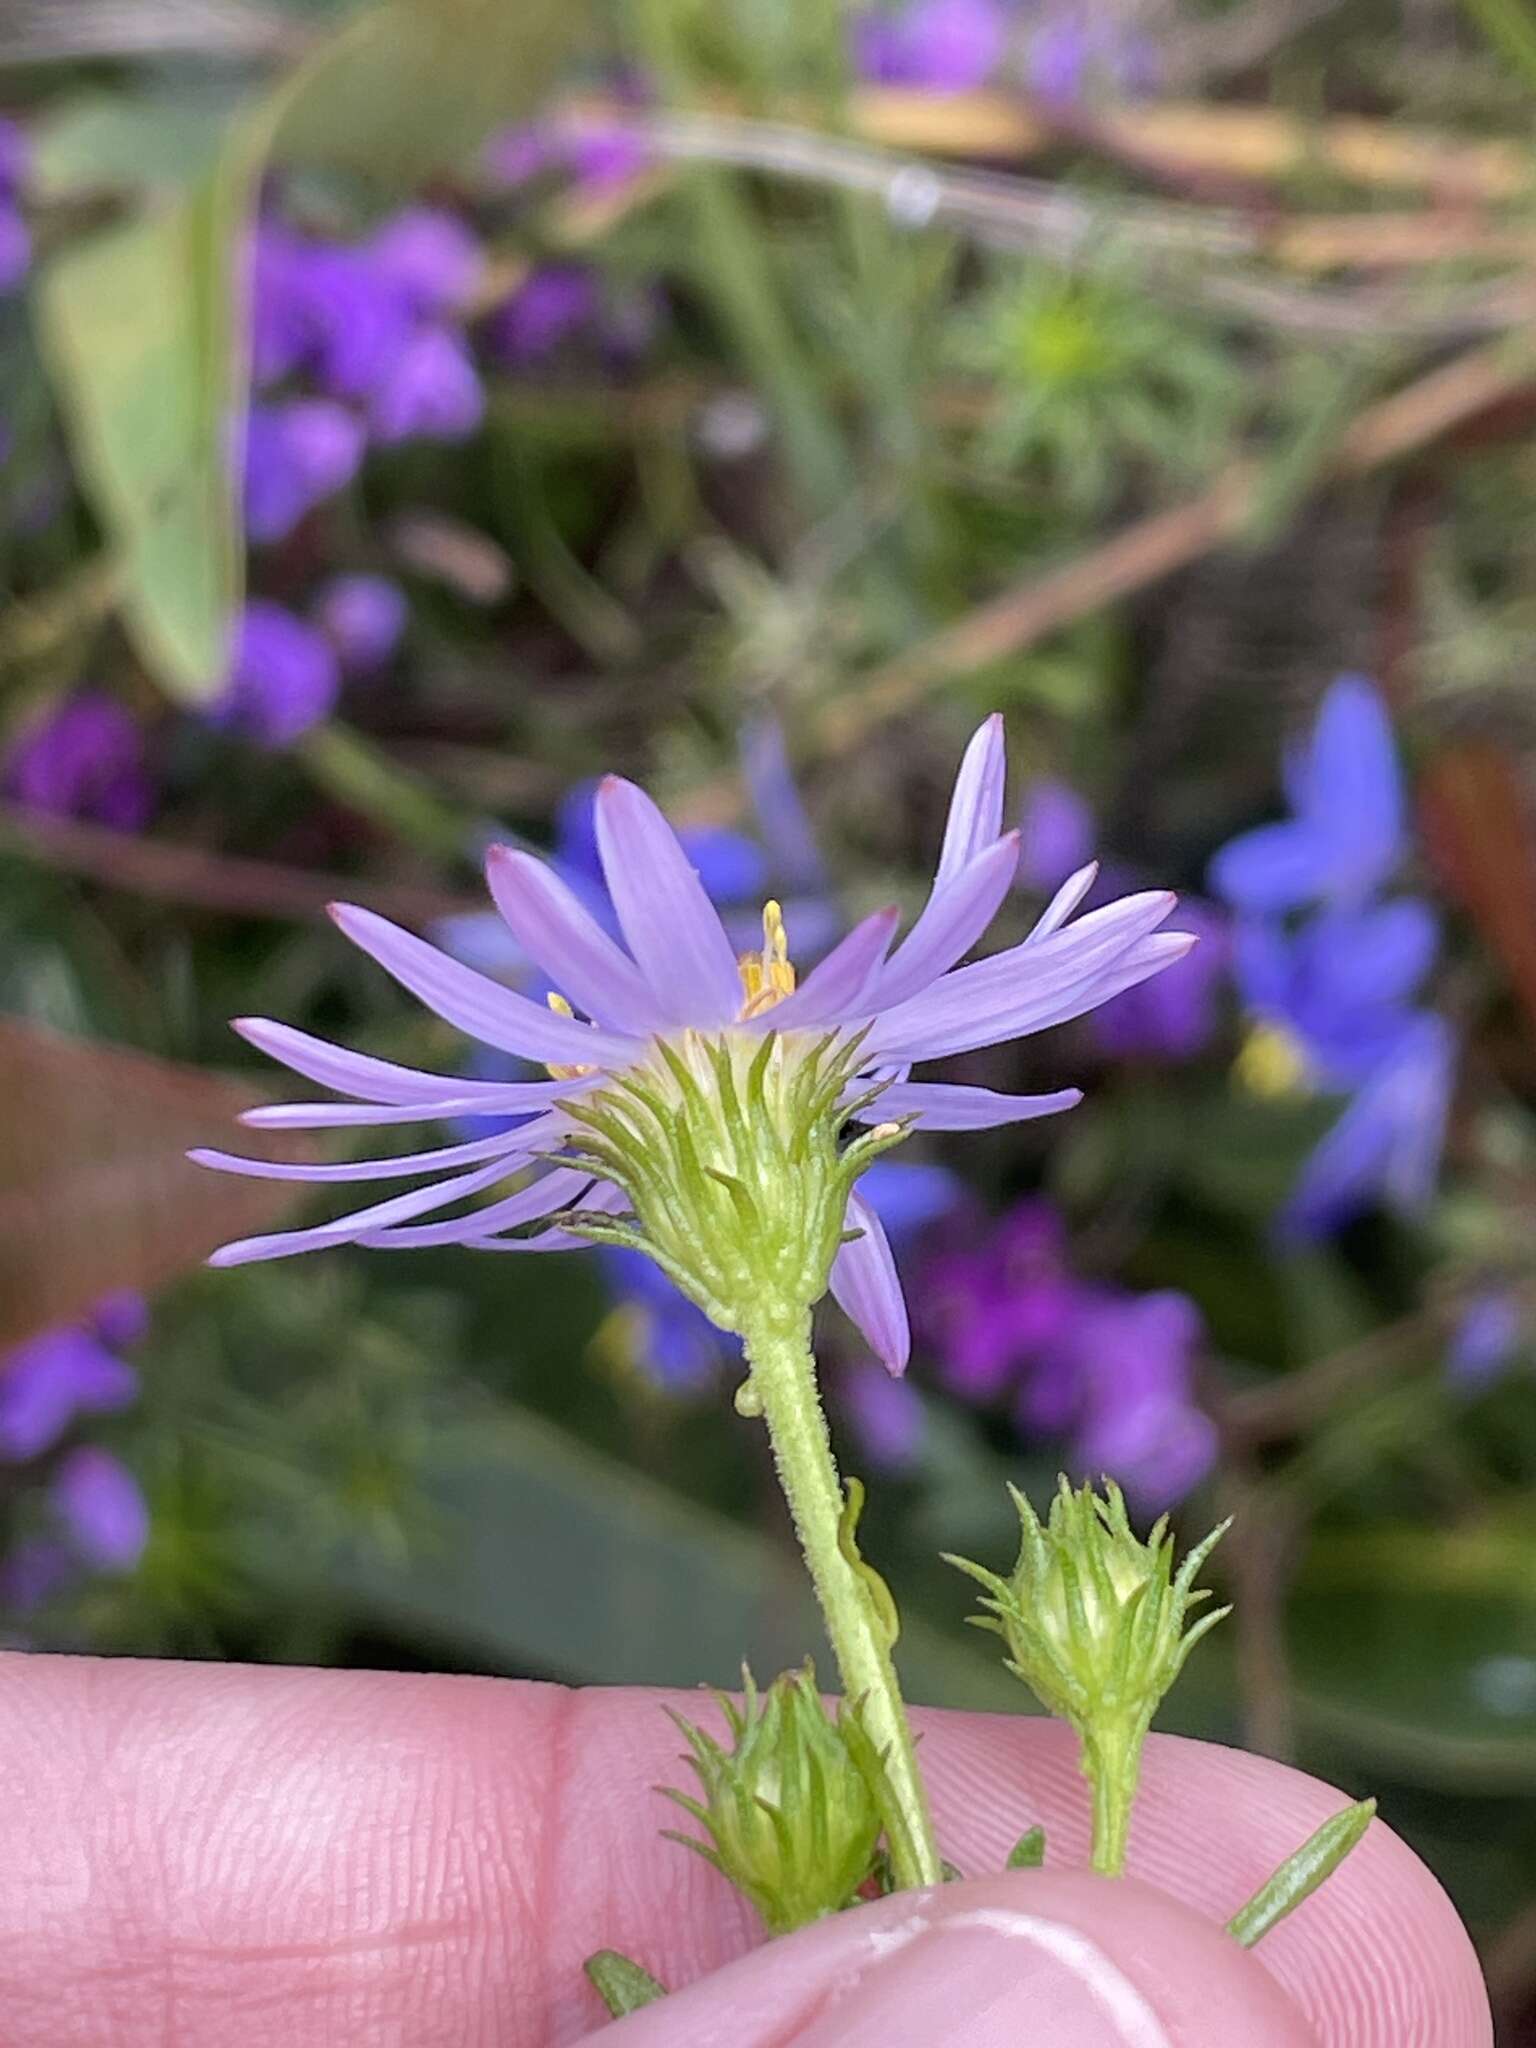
[
  {"xmin": 273, "ymin": 0, "xmax": 590, "ymax": 193},
  {"xmin": 36, "ymin": 123, "xmax": 266, "ymax": 700},
  {"xmin": 322, "ymin": 1403, "xmax": 1027, "ymax": 1706},
  {"xmin": 1291, "ymin": 1515, "xmax": 1536, "ymax": 1789},
  {"xmin": 32, "ymin": 93, "xmax": 233, "ymax": 198},
  {"xmin": 0, "ymin": 1018, "xmax": 312, "ymax": 1345}
]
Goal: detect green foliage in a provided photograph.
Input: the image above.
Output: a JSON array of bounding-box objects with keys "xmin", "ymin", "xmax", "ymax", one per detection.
[{"xmin": 953, "ymin": 247, "xmax": 1244, "ymax": 516}]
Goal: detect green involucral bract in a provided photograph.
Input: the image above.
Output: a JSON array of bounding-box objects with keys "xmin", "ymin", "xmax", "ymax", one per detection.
[
  {"xmin": 557, "ymin": 1025, "xmax": 904, "ymax": 1345},
  {"xmin": 949, "ymin": 1478, "xmax": 1231, "ymax": 1878},
  {"xmin": 661, "ymin": 1665, "xmax": 885, "ymax": 1937}
]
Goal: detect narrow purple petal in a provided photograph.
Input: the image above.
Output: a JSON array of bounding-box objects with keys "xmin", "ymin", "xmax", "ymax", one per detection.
[
  {"xmin": 239, "ymin": 1092, "xmax": 575, "ymax": 1131},
  {"xmin": 485, "ymin": 844, "xmax": 663, "ymax": 1034},
  {"xmin": 355, "ymin": 1163, "xmax": 594, "ymax": 1247},
  {"xmin": 1027, "ymin": 862, "xmax": 1098, "ymax": 942},
  {"xmin": 876, "ymin": 832, "xmax": 1020, "ymax": 1009},
  {"xmin": 755, "ymin": 906, "xmax": 899, "ymax": 1030},
  {"xmin": 865, "ymin": 892, "xmax": 1183, "ymax": 1061},
  {"xmin": 232, "ymin": 1017, "xmax": 573, "ymax": 1107},
  {"xmin": 190, "ymin": 1122, "xmax": 542, "ymax": 1184},
  {"xmin": 206, "ymin": 1157, "xmax": 519, "ymax": 1267},
  {"xmin": 829, "ymin": 1191, "xmax": 911, "ymax": 1375},
  {"xmin": 860, "ymin": 1082, "xmax": 1082, "ymax": 1129},
  {"xmin": 593, "ymin": 777, "xmax": 743, "ymax": 1024},
  {"xmin": 330, "ymin": 903, "xmax": 640, "ymax": 1067},
  {"xmin": 935, "ymin": 714, "xmax": 1007, "ymax": 885},
  {"xmin": 1305, "ymin": 674, "xmax": 1403, "ymax": 883}
]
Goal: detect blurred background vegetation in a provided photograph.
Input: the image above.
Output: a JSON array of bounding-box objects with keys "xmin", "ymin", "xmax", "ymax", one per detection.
[{"xmin": 2, "ymin": 0, "xmax": 1536, "ymax": 2030}]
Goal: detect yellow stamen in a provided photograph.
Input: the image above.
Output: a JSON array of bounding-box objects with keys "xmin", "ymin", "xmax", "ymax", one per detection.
[
  {"xmin": 737, "ymin": 899, "xmax": 798, "ymax": 1019},
  {"xmin": 1235, "ymin": 1021, "xmax": 1311, "ymax": 1100},
  {"xmin": 545, "ymin": 989, "xmax": 598, "ymax": 1081}
]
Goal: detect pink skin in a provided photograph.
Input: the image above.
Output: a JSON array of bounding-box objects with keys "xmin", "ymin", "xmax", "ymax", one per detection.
[{"xmin": 0, "ymin": 1657, "xmax": 1490, "ymax": 2047}]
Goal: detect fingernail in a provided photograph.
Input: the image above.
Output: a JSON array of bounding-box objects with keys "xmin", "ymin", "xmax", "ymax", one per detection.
[{"xmin": 786, "ymin": 1874, "xmax": 1315, "ymax": 2048}]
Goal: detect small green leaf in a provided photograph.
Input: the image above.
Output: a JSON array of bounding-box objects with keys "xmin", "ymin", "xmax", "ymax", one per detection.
[
  {"xmin": 1227, "ymin": 1800, "xmax": 1377, "ymax": 1948},
  {"xmin": 1006, "ymin": 1825, "xmax": 1046, "ymax": 1869},
  {"xmin": 36, "ymin": 121, "xmax": 266, "ymax": 699},
  {"xmin": 584, "ymin": 1949, "xmax": 667, "ymax": 2018},
  {"xmin": 838, "ymin": 1476, "xmax": 901, "ymax": 1651}
]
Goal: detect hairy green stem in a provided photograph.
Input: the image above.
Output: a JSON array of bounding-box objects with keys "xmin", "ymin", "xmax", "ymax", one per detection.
[
  {"xmin": 1082, "ymin": 1721, "xmax": 1143, "ymax": 1878},
  {"xmin": 743, "ymin": 1314, "xmax": 942, "ymax": 1890}
]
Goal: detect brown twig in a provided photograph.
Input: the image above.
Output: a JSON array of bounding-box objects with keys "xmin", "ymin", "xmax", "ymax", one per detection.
[{"xmin": 0, "ymin": 805, "xmax": 480, "ymax": 926}]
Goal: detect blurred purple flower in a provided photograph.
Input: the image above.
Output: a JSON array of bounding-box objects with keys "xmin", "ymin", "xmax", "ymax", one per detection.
[
  {"xmin": 1092, "ymin": 896, "xmax": 1226, "ymax": 1059},
  {"xmin": 50, "ymin": 1447, "xmax": 149, "ymax": 1572},
  {"xmin": 1213, "ymin": 675, "xmax": 1453, "ymax": 1241},
  {"xmin": 597, "ymin": 1247, "xmax": 730, "ymax": 1394},
  {"xmin": 243, "ymin": 399, "xmax": 366, "ymax": 544},
  {"xmin": 921, "ymin": 1200, "xmax": 1212, "ymax": 1509},
  {"xmin": 1210, "ymin": 676, "xmax": 1406, "ymax": 915},
  {"xmin": 306, "ymin": 246, "xmax": 419, "ymax": 403},
  {"xmin": 1026, "ymin": 12, "xmax": 1157, "ymax": 103},
  {"xmin": 489, "ymin": 265, "xmax": 600, "ymax": 365},
  {"xmin": 316, "ymin": 574, "xmax": 408, "ymax": 672},
  {"xmin": 369, "ymin": 327, "xmax": 484, "ymax": 444},
  {"xmin": 1018, "ymin": 779, "xmax": 1094, "ymax": 892},
  {"xmin": 488, "ymin": 118, "xmax": 650, "ymax": 193},
  {"xmin": 0, "ymin": 204, "xmax": 29, "ymax": 294},
  {"xmin": 1278, "ymin": 1013, "xmax": 1454, "ymax": 1244},
  {"xmin": 0, "ymin": 117, "xmax": 29, "ymax": 294},
  {"xmin": 0, "ymin": 1538, "xmax": 73, "ymax": 1613},
  {"xmin": 367, "ymin": 208, "xmax": 482, "ymax": 316},
  {"xmin": 3, "ymin": 691, "xmax": 153, "ymax": 831},
  {"xmin": 1447, "ymin": 1291, "xmax": 1524, "ymax": 1394},
  {"xmin": 0, "ymin": 1327, "xmax": 138, "ymax": 1461},
  {"xmin": 844, "ymin": 1362, "xmax": 926, "ymax": 1473},
  {"xmin": 212, "ymin": 601, "xmax": 340, "ymax": 747},
  {"xmin": 854, "ymin": 0, "xmax": 1010, "ymax": 89},
  {"xmin": 250, "ymin": 221, "xmax": 319, "ymax": 386},
  {"xmin": 0, "ymin": 1295, "xmax": 149, "ymax": 1596},
  {"xmin": 0, "ymin": 117, "xmax": 28, "ymax": 193}
]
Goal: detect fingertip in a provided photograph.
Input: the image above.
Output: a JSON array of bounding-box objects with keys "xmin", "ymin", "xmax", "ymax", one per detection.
[{"xmin": 589, "ymin": 1870, "xmax": 1315, "ymax": 2047}]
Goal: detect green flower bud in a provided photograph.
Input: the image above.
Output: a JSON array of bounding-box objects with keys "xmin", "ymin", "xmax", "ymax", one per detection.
[
  {"xmin": 557, "ymin": 1026, "xmax": 904, "ymax": 1343},
  {"xmin": 661, "ymin": 1664, "xmax": 884, "ymax": 1936},
  {"xmin": 950, "ymin": 1478, "xmax": 1229, "ymax": 1876}
]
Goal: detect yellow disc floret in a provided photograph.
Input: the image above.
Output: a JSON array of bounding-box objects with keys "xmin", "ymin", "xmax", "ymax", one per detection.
[
  {"xmin": 1235, "ymin": 1020, "xmax": 1311, "ymax": 1100},
  {"xmin": 546, "ymin": 990, "xmax": 599, "ymax": 1081},
  {"xmin": 737, "ymin": 900, "xmax": 798, "ymax": 1019}
]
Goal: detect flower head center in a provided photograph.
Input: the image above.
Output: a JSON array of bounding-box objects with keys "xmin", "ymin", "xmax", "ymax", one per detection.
[
  {"xmin": 1235, "ymin": 1020, "xmax": 1311, "ymax": 1100},
  {"xmin": 737, "ymin": 900, "xmax": 797, "ymax": 1020}
]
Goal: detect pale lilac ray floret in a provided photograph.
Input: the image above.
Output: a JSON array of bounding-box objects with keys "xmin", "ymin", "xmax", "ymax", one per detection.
[{"xmin": 194, "ymin": 718, "xmax": 1194, "ymax": 1373}]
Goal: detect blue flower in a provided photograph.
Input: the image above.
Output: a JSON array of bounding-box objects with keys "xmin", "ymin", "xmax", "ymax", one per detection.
[
  {"xmin": 1213, "ymin": 678, "xmax": 1453, "ymax": 1242},
  {"xmin": 1447, "ymin": 1291, "xmax": 1524, "ymax": 1394},
  {"xmin": 1210, "ymin": 676, "xmax": 1406, "ymax": 914},
  {"xmin": 1277, "ymin": 1012, "xmax": 1453, "ymax": 1244}
]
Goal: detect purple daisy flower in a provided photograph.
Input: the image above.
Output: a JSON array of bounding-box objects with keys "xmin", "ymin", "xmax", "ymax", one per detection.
[{"xmin": 194, "ymin": 718, "xmax": 1194, "ymax": 1374}]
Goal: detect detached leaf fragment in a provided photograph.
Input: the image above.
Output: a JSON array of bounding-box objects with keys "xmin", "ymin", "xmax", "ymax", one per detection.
[
  {"xmin": 584, "ymin": 1949, "xmax": 667, "ymax": 2018},
  {"xmin": 1227, "ymin": 1799, "xmax": 1377, "ymax": 1949}
]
